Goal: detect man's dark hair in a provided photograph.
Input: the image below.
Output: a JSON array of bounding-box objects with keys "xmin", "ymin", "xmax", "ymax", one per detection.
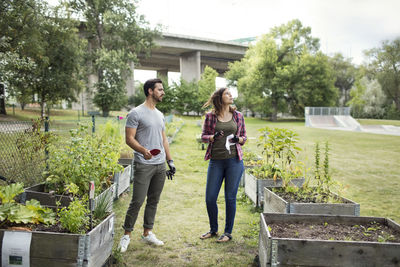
[{"xmin": 143, "ymin": 78, "xmax": 163, "ymax": 97}]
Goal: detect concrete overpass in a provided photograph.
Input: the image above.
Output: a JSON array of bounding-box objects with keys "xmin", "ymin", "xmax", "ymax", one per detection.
[{"xmin": 136, "ymin": 33, "xmax": 248, "ymax": 82}]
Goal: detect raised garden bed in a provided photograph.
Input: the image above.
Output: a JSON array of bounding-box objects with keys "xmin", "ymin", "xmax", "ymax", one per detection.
[
  {"xmin": 0, "ymin": 213, "xmax": 114, "ymax": 267},
  {"xmin": 263, "ymin": 187, "xmax": 360, "ymax": 216},
  {"xmin": 259, "ymin": 213, "xmax": 400, "ymax": 267},
  {"xmin": 244, "ymin": 171, "xmax": 304, "ymax": 207},
  {"xmin": 21, "ymin": 183, "xmax": 115, "ymax": 212}
]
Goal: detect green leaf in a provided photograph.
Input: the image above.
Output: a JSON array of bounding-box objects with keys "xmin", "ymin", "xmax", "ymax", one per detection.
[{"xmin": 0, "ymin": 183, "xmax": 24, "ymax": 203}]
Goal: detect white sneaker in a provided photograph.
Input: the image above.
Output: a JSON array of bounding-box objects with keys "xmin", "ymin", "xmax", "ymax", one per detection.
[
  {"xmin": 141, "ymin": 232, "xmax": 164, "ymax": 246},
  {"xmin": 118, "ymin": 235, "xmax": 130, "ymax": 253}
]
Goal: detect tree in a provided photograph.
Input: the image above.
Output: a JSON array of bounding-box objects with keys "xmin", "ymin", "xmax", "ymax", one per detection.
[
  {"xmin": 0, "ymin": 1, "xmax": 86, "ymax": 116},
  {"xmin": 198, "ymin": 66, "xmax": 218, "ymax": 111},
  {"xmin": 68, "ymin": 0, "xmax": 160, "ymax": 116},
  {"xmin": 365, "ymin": 38, "xmax": 400, "ymax": 113},
  {"xmin": 226, "ymin": 19, "xmax": 329, "ymax": 120},
  {"xmin": 173, "ymin": 79, "xmax": 199, "ymax": 115},
  {"xmin": 328, "ymin": 53, "xmax": 357, "ymax": 106},
  {"xmin": 92, "ymin": 49, "xmax": 128, "ymax": 116},
  {"xmin": 348, "ymin": 76, "xmax": 386, "ymax": 118},
  {"xmin": 289, "ymin": 52, "xmax": 338, "ymax": 116}
]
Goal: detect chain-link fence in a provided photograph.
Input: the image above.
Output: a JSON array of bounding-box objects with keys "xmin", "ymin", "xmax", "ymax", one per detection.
[
  {"xmin": 0, "ymin": 120, "xmax": 47, "ymax": 186},
  {"xmin": 0, "ymin": 116, "xmax": 127, "ymax": 187}
]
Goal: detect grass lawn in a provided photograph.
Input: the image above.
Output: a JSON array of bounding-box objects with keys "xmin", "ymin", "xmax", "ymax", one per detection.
[{"xmin": 111, "ymin": 116, "xmax": 400, "ymax": 266}]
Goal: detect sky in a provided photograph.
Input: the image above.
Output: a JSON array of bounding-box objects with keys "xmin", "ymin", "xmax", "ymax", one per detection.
[
  {"xmin": 136, "ymin": 0, "xmax": 400, "ymax": 65},
  {"xmin": 47, "ymin": 0, "xmax": 400, "ymax": 84}
]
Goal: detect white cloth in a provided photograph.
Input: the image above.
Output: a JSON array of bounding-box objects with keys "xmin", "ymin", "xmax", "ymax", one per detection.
[{"xmin": 225, "ymin": 134, "xmax": 235, "ymax": 154}]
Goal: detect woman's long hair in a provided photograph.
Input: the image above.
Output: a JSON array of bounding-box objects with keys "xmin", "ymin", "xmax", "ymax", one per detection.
[{"xmin": 202, "ymin": 87, "xmax": 236, "ymax": 116}]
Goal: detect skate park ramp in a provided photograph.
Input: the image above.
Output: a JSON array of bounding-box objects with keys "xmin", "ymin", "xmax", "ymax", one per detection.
[{"xmin": 305, "ymin": 107, "xmax": 400, "ymax": 136}]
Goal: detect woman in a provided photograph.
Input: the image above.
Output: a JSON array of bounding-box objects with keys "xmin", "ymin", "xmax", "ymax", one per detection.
[{"xmin": 200, "ymin": 87, "xmax": 247, "ymax": 242}]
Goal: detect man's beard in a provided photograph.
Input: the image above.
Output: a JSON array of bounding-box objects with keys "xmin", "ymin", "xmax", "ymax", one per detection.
[{"xmin": 152, "ymin": 94, "xmax": 163, "ymax": 103}]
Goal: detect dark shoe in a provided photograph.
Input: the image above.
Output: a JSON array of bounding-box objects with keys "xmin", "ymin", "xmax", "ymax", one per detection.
[
  {"xmin": 200, "ymin": 231, "xmax": 218, "ymax": 240},
  {"xmin": 216, "ymin": 233, "xmax": 232, "ymax": 243}
]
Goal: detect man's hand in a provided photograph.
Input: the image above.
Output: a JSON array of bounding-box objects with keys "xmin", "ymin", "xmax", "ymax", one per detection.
[
  {"xmin": 166, "ymin": 160, "xmax": 176, "ymax": 180},
  {"xmin": 167, "ymin": 160, "xmax": 176, "ymax": 174},
  {"xmin": 143, "ymin": 149, "xmax": 153, "ymax": 160},
  {"xmin": 166, "ymin": 170, "xmax": 174, "ymax": 180},
  {"xmin": 229, "ymin": 135, "xmax": 240, "ymax": 143}
]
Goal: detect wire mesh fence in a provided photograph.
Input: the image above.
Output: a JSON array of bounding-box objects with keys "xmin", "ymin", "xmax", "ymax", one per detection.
[
  {"xmin": 0, "ymin": 116, "xmax": 127, "ymax": 187},
  {"xmin": 0, "ymin": 120, "xmax": 47, "ymax": 186}
]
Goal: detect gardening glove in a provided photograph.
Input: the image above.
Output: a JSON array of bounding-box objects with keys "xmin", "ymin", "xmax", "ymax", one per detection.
[
  {"xmin": 229, "ymin": 135, "xmax": 240, "ymax": 143},
  {"xmin": 167, "ymin": 160, "xmax": 176, "ymax": 174},
  {"xmin": 212, "ymin": 131, "xmax": 224, "ymax": 141},
  {"xmin": 166, "ymin": 169, "xmax": 175, "ymax": 180}
]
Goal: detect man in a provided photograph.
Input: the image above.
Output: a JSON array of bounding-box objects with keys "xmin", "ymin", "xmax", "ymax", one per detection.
[{"xmin": 119, "ymin": 78, "xmax": 175, "ymax": 252}]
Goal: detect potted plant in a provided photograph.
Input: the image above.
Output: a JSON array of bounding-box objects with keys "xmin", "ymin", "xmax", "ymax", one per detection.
[
  {"xmin": 245, "ymin": 127, "xmax": 305, "ymax": 207},
  {"xmin": 22, "ymin": 122, "xmax": 123, "ymax": 209},
  {"xmin": 1, "ymin": 182, "xmax": 115, "ymax": 267},
  {"xmin": 263, "ymin": 142, "xmax": 360, "ymax": 216},
  {"xmin": 259, "ymin": 212, "xmax": 400, "ymax": 267}
]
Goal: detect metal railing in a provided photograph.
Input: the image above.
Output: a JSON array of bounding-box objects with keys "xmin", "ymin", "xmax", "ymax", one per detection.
[{"xmin": 305, "ymin": 107, "xmax": 351, "ymax": 116}]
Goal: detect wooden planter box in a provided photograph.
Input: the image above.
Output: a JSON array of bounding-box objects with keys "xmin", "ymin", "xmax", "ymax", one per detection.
[
  {"xmin": 259, "ymin": 213, "xmax": 400, "ymax": 267},
  {"xmin": 240, "ymin": 165, "xmax": 257, "ymax": 187},
  {"xmin": 0, "ymin": 213, "xmax": 115, "ymax": 267},
  {"xmin": 244, "ymin": 171, "xmax": 304, "ymax": 207},
  {"xmin": 114, "ymin": 159, "xmax": 133, "ymax": 199},
  {"xmin": 263, "ymin": 187, "xmax": 360, "ymax": 216},
  {"xmin": 21, "ymin": 183, "xmax": 115, "ymax": 212}
]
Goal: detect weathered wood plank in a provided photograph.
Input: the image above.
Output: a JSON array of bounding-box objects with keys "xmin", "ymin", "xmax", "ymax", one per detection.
[
  {"xmin": 276, "ymin": 239, "xmax": 400, "ymax": 267},
  {"xmin": 263, "ymin": 187, "xmax": 288, "ymax": 213},
  {"xmin": 114, "ymin": 165, "xmax": 131, "ymax": 198},
  {"xmin": 244, "ymin": 171, "xmax": 258, "ymax": 205}
]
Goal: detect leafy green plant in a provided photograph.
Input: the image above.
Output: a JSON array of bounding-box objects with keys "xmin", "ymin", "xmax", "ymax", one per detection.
[
  {"xmin": 58, "ymin": 198, "xmax": 89, "ymax": 234},
  {"xmin": 44, "ymin": 122, "xmax": 123, "ymax": 196},
  {"xmin": 0, "ymin": 183, "xmax": 56, "ymax": 227},
  {"xmin": 251, "ymin": 127, "xmax": 303, "ymax": 184},
  {"xmin": 243, "ymin": 150, "xmax": 262, "ymax": 167},
  {"xmin": 93, "ymin": 189, "xmax": 113, "ymax": 221},
  {"xmin": 314, "ymin": 141, "xmax": 336, "ymax": 196},
  {"xmin": 272, "ymin": 141, "xmax": 344, "ymax": 203}
]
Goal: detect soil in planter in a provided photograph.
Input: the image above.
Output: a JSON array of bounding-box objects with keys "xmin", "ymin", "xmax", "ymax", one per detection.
[
  {"xmin": 268, "ymin": 221, "xmax": 400, "ymax": 243},
  {"xmin": 272, "ymin": 188, "xmax": 344, "ymax": 203},
  {"xmin": 1, "ymin": 217, "xmax": 107, "ymax": 234}
]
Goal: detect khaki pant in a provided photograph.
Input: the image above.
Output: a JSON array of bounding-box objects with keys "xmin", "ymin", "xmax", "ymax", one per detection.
[{"xmin": 123, "ymin": 161, "xmax": 166, "ymax": 231}]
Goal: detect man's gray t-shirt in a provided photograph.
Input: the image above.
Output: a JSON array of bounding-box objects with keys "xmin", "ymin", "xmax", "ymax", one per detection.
[{"xmin": 126, "ymin": 103, "xmax": 165, "ymax": 164}]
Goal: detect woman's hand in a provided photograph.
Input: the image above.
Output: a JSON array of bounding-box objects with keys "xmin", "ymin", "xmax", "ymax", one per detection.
[{"xmin": 210, "ymin": 131, "xmax": 224, "ymax": 142}]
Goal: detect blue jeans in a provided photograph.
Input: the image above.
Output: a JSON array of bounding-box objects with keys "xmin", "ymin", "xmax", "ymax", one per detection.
[{"xmin": 205, "ymin": 157, "xmax": 244, "ymax": 234}]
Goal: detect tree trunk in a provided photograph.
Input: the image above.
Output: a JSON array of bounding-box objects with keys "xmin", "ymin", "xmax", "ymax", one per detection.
[
  {"xmin": 271, "ymin": 100, "xmax": 278, "ymax": 121},
  {"xmin": 0, "ymin": 84, "xmax": 6, "ymax": 115},
  {"xmin": 102, "ymin": 108, "xmax": 109, "ymax": 117},
  {"xmin": 40, "ymin": 101, "xmax": 46, "ymax": 119}
]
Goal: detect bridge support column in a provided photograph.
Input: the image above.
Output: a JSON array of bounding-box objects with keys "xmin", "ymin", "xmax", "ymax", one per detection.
[
  {"xmin": 126, "ymin": 61, "xmax": 135, "ymax": 97},
  {"xmin": 180, "ymin": 51, "xmax": 201, "ymax": 82}
]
